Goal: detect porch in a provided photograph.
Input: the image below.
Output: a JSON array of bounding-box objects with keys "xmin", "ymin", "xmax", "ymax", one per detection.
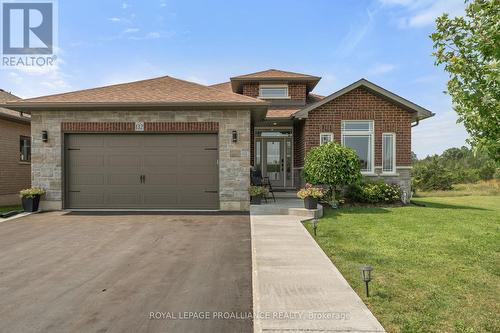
[
  {"xmin": 252, "ymin": 123, "xmax": 302, "ymax": 190},
  {"xmin": 250, "ymin": 191, "xmax": 323, "ymax": 219}
]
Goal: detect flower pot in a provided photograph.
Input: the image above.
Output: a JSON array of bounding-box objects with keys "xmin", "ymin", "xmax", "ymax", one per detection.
[
  {"xmin": 22, "ymin": 195, "xmax": 41, "ymax": 212},
  {"xmin": 250, "ymin": 195, "xmax": 262, "ymax": 205},
  {"xmin": 304, "ymin": 197, "xmax": 318, "ymax": 210}
]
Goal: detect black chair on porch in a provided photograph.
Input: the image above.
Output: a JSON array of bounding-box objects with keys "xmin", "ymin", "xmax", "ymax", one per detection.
[{"xmin": 250, "ymin": 168, "xmax": 276, "ymax": 203}]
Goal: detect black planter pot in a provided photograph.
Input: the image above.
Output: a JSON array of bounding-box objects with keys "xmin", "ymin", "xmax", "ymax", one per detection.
[
  {"xmin": 304, "ymin": 197, "xmax": 318, "ymax": 210},
  {"xmin": 250, "ymin": 195, "xmax": 262, "ymax": 205},
  {"xmin": 22, "ymin": 195, "xmax": 41, "ymax": 212}
]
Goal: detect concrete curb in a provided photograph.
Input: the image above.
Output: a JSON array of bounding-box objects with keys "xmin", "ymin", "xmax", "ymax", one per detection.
[{"xmin": 0, "ymin": 211, "xmax": 34, "ymax": 223}]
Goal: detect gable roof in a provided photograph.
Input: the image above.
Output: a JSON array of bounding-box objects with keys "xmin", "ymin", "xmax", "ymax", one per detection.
[
  {"xmin": 7, "ymin": 75, "xmax": 268, "ymax": 110},
  {"xmin": 231, "ymin": 69, "xmax": 320, "ymax": 80},
  {"xmin": 293, "ymin": 79, "xmax": 434, "ymax": 121},
  {"xmin": 0, "ymin": 89, "xmax": 30, "ymax": 123},
  {"xmin": 230, "ymin": 69, "xmax": 321, "ymax": 93},
  {"xmin": 209, "ymin": 81, "xmax": 233, "ymax": 93}
]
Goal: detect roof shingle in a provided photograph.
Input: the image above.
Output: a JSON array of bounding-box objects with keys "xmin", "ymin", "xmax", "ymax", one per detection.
[
  {"xmin": 231, "ymin": 69, "xmax": 320, "ymax": 80},
  {"xmin": 0, "ymin": 89, "xmax": 30, "ymax": 121},
  {"xmin": 12, "ymin": 76, "xmax": 266, "ymax": 105}
]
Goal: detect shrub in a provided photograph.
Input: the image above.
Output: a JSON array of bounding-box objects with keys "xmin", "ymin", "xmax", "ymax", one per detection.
[
  {"xmin": 19, "ymin": 187, "xmax": 46, "ymax": 199},
  {"xmin": 248, "ymin": 186, "xmax": 268, "ymax": 197},
  {"xmin": 303, "ymin": 142, "xmax": 362, "ymax": 193},
  {"xmin": 347, "ymin": 181, "xmax": 402, "ymax": 204},
  {"xmin": 412, "ymin": 158, "xmax": 454, "ymax": 191},
  {"xmin": 297, "ymin": 183, "xmax": 326, "ymax": 199}
]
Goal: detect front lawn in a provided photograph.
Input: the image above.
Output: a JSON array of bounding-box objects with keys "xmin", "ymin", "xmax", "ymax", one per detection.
[{"xmin": 305, "ymin": 195, "xmax": 500, "ymax": 333}]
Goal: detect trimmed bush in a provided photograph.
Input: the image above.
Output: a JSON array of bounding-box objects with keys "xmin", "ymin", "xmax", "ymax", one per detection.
[
  {"xmin": 347, "ymin": 181, "xmax": 402, "ymax": 204},
  {"xmin": 304, "ymin": 142, "xmax": 362, "ymax": 190}
]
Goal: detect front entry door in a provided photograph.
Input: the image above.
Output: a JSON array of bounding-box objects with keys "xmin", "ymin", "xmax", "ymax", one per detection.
[{"xmin": 264, "ymin": 139, "xmax": 284, "ymax": 188}]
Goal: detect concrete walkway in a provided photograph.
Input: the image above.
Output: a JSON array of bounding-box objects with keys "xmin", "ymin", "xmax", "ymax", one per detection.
[{"xmin": 251, "ymin": 214, "xmax": 386, "ymax": 333}]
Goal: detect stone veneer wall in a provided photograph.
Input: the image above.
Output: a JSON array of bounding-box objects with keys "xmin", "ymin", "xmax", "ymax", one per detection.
[{"xmin": 30, "ymin": 109, "xmax": 251, "ymax": 211}]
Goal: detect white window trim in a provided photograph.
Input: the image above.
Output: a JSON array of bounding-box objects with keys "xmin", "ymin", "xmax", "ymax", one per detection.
[
  {"xmin": 382, "ymin": 133, "xmax": 396, "ymax": 174},
  {"xmin": 341, "ymin": 120, "xmax": 374, "ymax": 174},
  {"xmin": 319, "ymin": 132, "xmax": 334, "ymax": 144},
  {"xmin": 258, "ymin": 84, "xmax": 290, "ymax": 99}
]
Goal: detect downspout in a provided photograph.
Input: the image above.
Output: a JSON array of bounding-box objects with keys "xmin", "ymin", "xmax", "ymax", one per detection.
[{"xmin": 411, "ymin": 119, "xmax": 419, "ymax": 127}]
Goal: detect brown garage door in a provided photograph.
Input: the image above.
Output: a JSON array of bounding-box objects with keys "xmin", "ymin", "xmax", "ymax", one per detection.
[{"xmin": 65, "ymin": 134, "xmax": 219, "ymax": 209}]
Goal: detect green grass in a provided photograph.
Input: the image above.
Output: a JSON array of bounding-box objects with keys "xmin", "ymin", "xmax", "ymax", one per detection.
[
  {"xmin": 0, "ymin": 205, "xmax": 22, "ymax": 214},
  {"xmin": 305, "ymin": 195, "xmax": 500, "ymax": 333}
]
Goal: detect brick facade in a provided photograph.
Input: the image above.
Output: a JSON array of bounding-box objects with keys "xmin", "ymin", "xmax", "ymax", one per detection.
[
  {"xmin": 242, "ymin": 83, "xmax": 306, "ymax": 104},
  {"xmin": 31, "ymin": 110, "xmax": 251, "ymax": 211},
  {"xmin": 242, "ymin": 84, "xmax": 259, "ymax": 98},
  {"xmin": 0, "ymin": 118, "xmax": 31, "ymax": 205},
  {"xmin": 289, "ymin": 83, "xmax": 307, "ymax": 102},
  {"xmin": 303, "ymin": 87, "xmax": 412, "ymax": 166},
  {"xmin": 61, "ymin": 121, "xmax": 219, "ymax": 133},
  {"xmin": 291, "ymin": 86, "xmax": 413, "ymax": 195}
]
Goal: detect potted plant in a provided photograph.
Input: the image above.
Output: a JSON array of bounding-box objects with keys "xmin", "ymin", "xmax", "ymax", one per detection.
[
  {"xmin": 19, "ymin": 187, "xmax": 46, "ymax": 212},
  {"xmin": 248, "ymin": 186, "xmax": 268, "ymax": 205},
  {"xmin": 297, "ymin": 183, "xmax": 325, "ymax": 209}
]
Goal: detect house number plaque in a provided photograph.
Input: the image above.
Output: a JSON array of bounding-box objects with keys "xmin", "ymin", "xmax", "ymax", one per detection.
[{"xmin": 135, "ymin": 122, "xmax": 145, "ymax": 131}]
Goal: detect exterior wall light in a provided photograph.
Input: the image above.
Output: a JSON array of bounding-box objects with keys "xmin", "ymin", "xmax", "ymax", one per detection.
[
  {"xmin": 42, "ymin": 131, "xmax": 48, "ymax": 142},
  {"xmin": 361, "ymin": 265, "xmax": 373, "ymax": 297},
  {"xmin": 232, "ymin": 130, "xmax": 238, "ymax": 143}
]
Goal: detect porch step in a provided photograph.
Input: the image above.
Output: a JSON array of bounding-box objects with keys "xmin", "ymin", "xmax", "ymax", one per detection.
[
  {"xmin": 272, "ymin": 191, "xmax": 298, "ymax": 199},
  {"xmin": 250, "ymin": 198, "xmax": 323, "ymax": 219}
]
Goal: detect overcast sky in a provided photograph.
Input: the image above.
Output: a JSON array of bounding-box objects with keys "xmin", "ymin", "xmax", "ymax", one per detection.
[{"xmin": 0, "ymin": 0, "xmax": 469, "ymax": 158}]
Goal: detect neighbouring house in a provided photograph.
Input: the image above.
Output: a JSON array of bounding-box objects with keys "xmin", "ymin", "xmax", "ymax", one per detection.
[
  {"xmin": 4, "ymin": 69, "xmax": 433, "ymax": 211},
  {"xmin": 0, "ymin": 89, "xmax": 31, "ymax": 206}
]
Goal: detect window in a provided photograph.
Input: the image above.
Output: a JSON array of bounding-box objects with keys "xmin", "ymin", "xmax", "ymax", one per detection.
[
  {"xmin": 259, "ymin": 85, "xmax": 289, "ymax": 98},
  {"xmin": 342, "ymin": 121, "xmax": 373, "ymax": 172},
  {"xmin": 382, "ymin": 133, "xmax": 396, "ymax": 173},
  {"xmin": 20, "ymin": 136, "xmax": 31, "ymax": 162},
  {"xmin": 320, "ymin": 133, "xmax": 333, "ymax": 144}
]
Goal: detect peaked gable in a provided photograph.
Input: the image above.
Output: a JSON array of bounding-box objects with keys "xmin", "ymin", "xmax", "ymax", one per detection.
[{"xmin": 294, "ymin": 79, "xmax": 434, "ymax": 121}]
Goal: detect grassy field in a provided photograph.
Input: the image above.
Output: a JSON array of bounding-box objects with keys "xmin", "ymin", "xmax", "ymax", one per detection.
[
  {"xmin": 416, "ymin": 179, "xmax": 500, "ymax": 197},
  {"xmin": 305, "ymin": 195, "xmax": 500, "ymax": 333}
]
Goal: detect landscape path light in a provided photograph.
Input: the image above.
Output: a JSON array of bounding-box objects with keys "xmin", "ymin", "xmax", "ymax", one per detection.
[{"xmin": 361, "ymin": 265, "xmax": 373, "ymax": 297}]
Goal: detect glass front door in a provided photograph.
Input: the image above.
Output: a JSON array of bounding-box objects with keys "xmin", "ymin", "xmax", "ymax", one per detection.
[
  {"xmin": 254, "ymin": 128, "xmax": 294, "ymax": 189},
  {"xmin": 264, "ymin": 139, "xmax": 283, "ymax": 188}
]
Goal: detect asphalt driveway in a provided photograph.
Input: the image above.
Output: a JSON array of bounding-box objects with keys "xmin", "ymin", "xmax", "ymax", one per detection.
[{"xmin": 0, "ymin": 212, "xmax": 252, "ymax": 333}]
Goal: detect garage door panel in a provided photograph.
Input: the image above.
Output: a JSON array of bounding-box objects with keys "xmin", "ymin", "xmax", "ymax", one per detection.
[
  {"xmin": 70, "ymin": 154, "xmax": 105, "ymax": 168},
  {"xmin": 179, "ymin": 174, "xmax": 218, "ymax": 186},
  {"xmin": 143, "ymin": 154, "xmax": 177, "ymax": 169},
  {"xmin": 68, "ymin": 135, "xmax": 105, "ymax": 147},
  {"xmin": 72, "ymin": 174, "xmax": 105, "ymax": 185},
  {"xmin": 107, "ymin": 136, "xmax": 141, "ymax": 147},
  {"xmin": 180, "ymin": 135, "xmax": 217, "ymax": 147},
  {"xmin": 106, "ymin": 192, "xmax": 142, "ymax": 205},
  {"xmin": 142, "ymin": 192, "xmax": 178, "ymax": 205},
  {"xmin": 179, "ymin": 152, "xmax": 217, "ymax": 166},
  {"xmin": 108, "ymin": 174, "xmax": 141, "ymax": 185},
  {"xmin": 68, "ymin": 192, "xmax": 105, "ymax": 207},
  {"xmin": 66, "ymin": 134, "xmax": 219, "ymax": 209},
  {"xmin": 145, "ymin": 174, "xmax": 177, "ymax": 185},
  {"xmin": 108, "ymin": 155, "xmax": 141, "ymax": 169},
  {"xmin": 142, "ymin": 135, "xmax": 178, "ymax": 147}
]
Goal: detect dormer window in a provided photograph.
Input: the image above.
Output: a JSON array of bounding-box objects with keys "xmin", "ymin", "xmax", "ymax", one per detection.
[{"xmin": 259, "ymin": 85, "xmax": 289, "ymax": 99}]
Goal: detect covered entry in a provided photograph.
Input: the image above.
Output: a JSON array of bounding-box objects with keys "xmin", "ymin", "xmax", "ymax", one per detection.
[
  {"xmin": 254, "ymin": 128, "xmax": 294, "ymax": 189},
  {"xmin": 64, "ymin": 133, "xmax": 219, "ymax": 209}
]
